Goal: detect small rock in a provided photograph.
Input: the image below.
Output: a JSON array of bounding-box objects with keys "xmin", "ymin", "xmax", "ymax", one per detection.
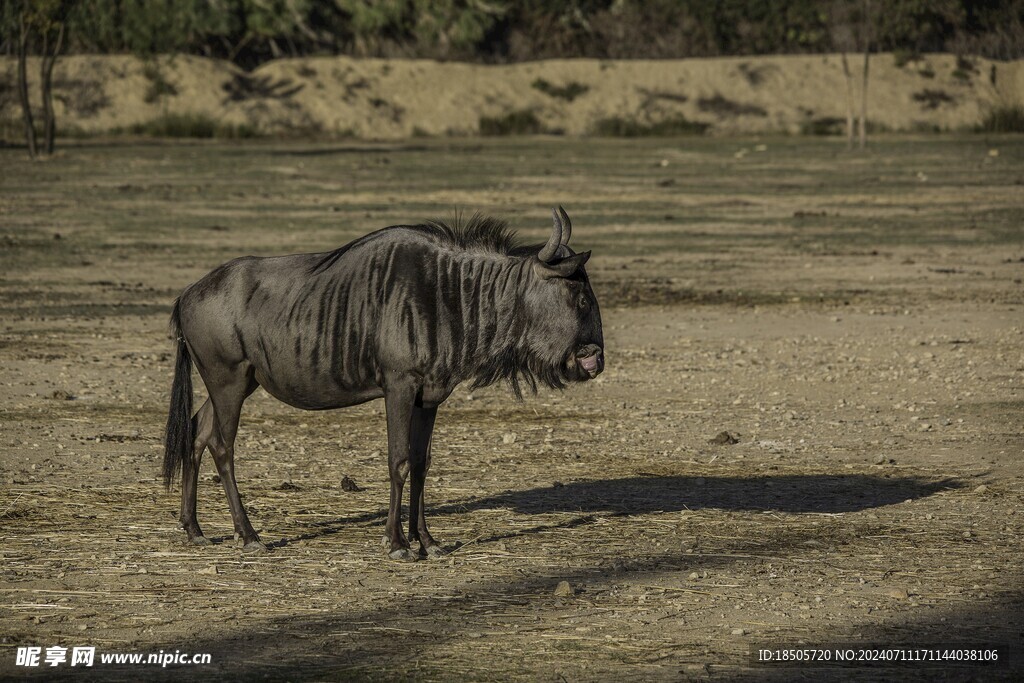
[
  {"xmin": 49, "ymin": 390, "xmax": 75, "ymax": 401},
  {"xmin": 688, "ymin": 572, "xmax": 700, "ymax": 580},
  {"xmin": 973, "ymin": 484, "xmax": 988, "ymax": 494},
  {"xmin": 709, "ymin": 431, "xmax": 738, "ymax": 445},
  {"xmin": 198, "ymin": 565, "xmax": 218, "ymax": 575},
  {"xmin": 501, "ymin": 432, "xmax": 517, "ymax": 444},
  {"xmin": 731, "ymin": 628, "xmax": 746, "ymax": 636},
  {"xmin": 274, "ymin": 480, "xmax": 301, "ymax": 491},
  {"xmin": 341, "ymin": 475, "xmax": 363, "ymax": 492},
  {"xmin": 886, "ymin": 588, "xmax": 908, "ymax": 600},
  {"xmin": 553, "ymin": 581, "xmax": 574, "ymax": 597}
]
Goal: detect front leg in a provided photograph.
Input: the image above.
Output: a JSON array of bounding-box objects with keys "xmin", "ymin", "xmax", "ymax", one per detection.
[
  {"xmin": 409, "ymin": 404, "xmax": 443, "ymax": 557},
  {"xmin": 383, "ymin": 378, "xmax": 419, "ymax": 561}
]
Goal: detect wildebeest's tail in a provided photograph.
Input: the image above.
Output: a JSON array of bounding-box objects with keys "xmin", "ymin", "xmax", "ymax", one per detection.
[{"xmin": 163, "ymin": 300, "xmax": 194, "ymax": 489}]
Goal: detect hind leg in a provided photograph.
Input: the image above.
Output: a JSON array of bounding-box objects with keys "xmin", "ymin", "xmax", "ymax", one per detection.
[
  {"xmin": 179, "ymin": 398, "xmax": 215, "ymax": 545},
  {"xmin": 211, "ymin": 376, "xmax": 263, "ymax": 552},
  {"xmin": 203, "ymin": 368, "xmax": 263, "ymax": 552}
]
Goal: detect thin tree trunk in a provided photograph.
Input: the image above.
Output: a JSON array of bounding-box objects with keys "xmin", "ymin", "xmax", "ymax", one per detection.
[
  {"xmin": 859, "ymin": 0, "xmax": 870, "ymax": 150},
  {"xmin": 41, "ymin": 22, "xmax": 65, "ymax": 155},
  {"xmin": 17, "ymin": 13, "xmax": 38, "ymax": 159},
  {"xmin": 841, "ymin": 52, "xmax": 855, "ymax": 150},
  {"xmin": 859, "ymin": 46, "xmax": 869, "ymax": 149}
]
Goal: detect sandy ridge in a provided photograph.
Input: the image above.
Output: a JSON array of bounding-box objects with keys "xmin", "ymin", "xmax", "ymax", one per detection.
[{"xmin": 2, "ymin": 53, "xmax": 1022, "ymax": 138}]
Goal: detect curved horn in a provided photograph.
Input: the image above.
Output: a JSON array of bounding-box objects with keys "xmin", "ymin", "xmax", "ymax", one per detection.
[
  {"xmin": 538, "ymin": 208, "xmax": 563, "ymax": 263},
  {"xmin": 557, "ymin": 206, "xmax": 572, "ymax": 245}
]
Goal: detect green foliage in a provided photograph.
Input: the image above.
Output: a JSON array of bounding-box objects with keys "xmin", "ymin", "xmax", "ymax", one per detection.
[
  {"xmin": 7, "ymin": 0, "xmax": 1024, "ymax": 64},
  {"xmin": 977, "ymin": 106, "xmax": 1024, "ymax": 133},
  {"xmin": 800, "ymin": 117, "xmax": 888, "ymax": 136},
  {"xmin": 337, "ymin": 0, "xmax": 506, "ymax": 58},
  {"xmin": 697, "ymin": 95, "xmax": 767, "ymax": 117},
  {"xmin": 872, "ymin": 0, "xmax": 964, "ymax": 54},
  {"xmin": 478, "ymin": 110, "xmax": 544, "ymax": 135},
  {"xmin": 801, "ymin": 117, "xmax": 845, "ymax": 136},
  {"xmin": 892, "ymin": 49, "xmax": 922, "ymax": 67},
  {"xmin": 591, "ymin": 116, "xmax": 708, "ymax": 137},
  {"xmin": 71, "ymin": 0, "xmax": 231, "ymax": 56},
  {"xmin": 531, "ymin": 79, "xmax": 589, "ymax": 102},
  {"xmin": 123, "ymin": 113, "xmax": 257, "ymax": 138}
]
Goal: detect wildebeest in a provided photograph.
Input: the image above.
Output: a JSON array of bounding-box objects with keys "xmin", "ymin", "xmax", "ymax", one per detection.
[{"xmin": 163, "ymin": 208, "xmax": 604, "ymax": 560}]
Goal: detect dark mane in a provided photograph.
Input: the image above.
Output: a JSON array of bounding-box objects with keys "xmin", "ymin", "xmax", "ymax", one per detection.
[
  {"xmin": 312, "ymin": 214, "xmax": 520, "ymax": 274},
  {"xmin": 413, "ymin": 214, "xmax": 520, "ymax": 255},
  {"xmin": 470, "ymin": 344, "xmax": 570, "ymax": 401}
]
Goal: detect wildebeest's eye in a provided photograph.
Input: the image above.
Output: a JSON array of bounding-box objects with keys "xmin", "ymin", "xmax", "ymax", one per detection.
[{"xmin": 577, "ymin": 294, "xmax": 589, "ymax": 310}]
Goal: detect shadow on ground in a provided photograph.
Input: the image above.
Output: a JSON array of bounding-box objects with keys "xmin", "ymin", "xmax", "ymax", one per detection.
[
  {"xmin": 445, "ymin": 474, "xmax": 961, "ymax": 515},
  {"xmin": 272, "ymin": 474, "xmax": 961, "ymax": 548}
]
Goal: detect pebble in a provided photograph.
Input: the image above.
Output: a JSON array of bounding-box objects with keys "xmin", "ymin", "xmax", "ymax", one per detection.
[
  {"xmin": 554, "ymin": 581, "xmax": 574, "ymax": 597},
  {"xmin": 501, "ymin": 432, "xmax": 517, "ymax": 444},
  {"xmin": 731, "ymin": 628, "xmax": 745, "ymax": 636},
  {"xmin": 708, "ymin": 431, "xmax": 738, "ymax": 445},
  {"xmin": 973, "ymin": 484, "xmax": 988, "ymax": 494}
]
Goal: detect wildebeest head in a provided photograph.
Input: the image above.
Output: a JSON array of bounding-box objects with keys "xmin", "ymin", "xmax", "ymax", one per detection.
[{"xmin": 518, "ymin": 207, "xmax": 604, "ymax": 385}]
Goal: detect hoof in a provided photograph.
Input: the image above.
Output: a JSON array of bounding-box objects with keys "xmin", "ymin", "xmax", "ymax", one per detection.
[
  {"xmin": 388, "ymin": 547, "xmax": 419, "ymax": 562},
  {"xmin": 242, "ymin": 541, "xmax": 268, "ymax": 554},
  {"xmin": 424, "ymin": 544, "xmax": 447, "ymax": 559},
  {"xmin": 188, "ymin": 535, "xmax": 212, "ymax": 547}
]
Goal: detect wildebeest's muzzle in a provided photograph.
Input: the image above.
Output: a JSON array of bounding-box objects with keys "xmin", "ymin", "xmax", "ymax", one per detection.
[{"xmin": 575, "ymin": 344, "xmax": 604, "ymax": 378}]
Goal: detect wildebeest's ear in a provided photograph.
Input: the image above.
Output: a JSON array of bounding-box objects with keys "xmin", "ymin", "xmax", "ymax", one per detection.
[{"xmin": 534, "ymin": 251, "xmax": 591, "ymax": 279}]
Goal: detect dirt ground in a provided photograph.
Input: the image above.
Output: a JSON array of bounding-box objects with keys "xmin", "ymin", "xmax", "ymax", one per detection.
[{"xmin": 1, "ymin": 136, "xmax": 1022, "ymax": 681}]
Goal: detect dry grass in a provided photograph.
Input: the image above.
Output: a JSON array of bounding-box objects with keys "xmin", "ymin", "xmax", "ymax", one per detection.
[{"xmin": 1, "ymin": 137, "xmax": 1022, "ymax": 680}]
